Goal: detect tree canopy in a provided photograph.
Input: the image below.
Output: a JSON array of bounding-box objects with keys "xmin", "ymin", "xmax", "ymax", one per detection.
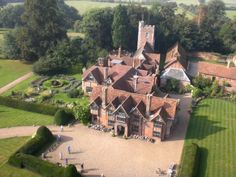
[
  {"xmin": 17, "ymin": 0, "xmax": 67, "ymax": 61},
  {"xmin": 112, "ymin": 5, "xmax": 130, "ymax": 50}
]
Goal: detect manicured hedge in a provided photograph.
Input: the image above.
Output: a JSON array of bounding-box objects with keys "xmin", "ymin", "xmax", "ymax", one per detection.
[
  {"xmin": 8, "ymin": 126, "xmax": 81, "ymax": 177},
  {"xmin": 178, "ymin": 143, "xmax": 200, "ymax": 177},
  {"xmin": 16, "ymin": 126, "xmax": 55, "ymax": 155},
  {"xmin": 0, "ymin": 96, "xmax": 59, "ymax": 115},
  {"xmin": 54, "ymin": 109, "xmax": 75, "ymax": 126}
]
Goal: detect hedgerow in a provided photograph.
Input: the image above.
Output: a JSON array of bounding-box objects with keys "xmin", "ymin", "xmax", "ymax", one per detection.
[
  {"xmin": 8, "ymin": 126, "xmax": 81, "ymax": 177},
  {"xmin": 0, "ymin": 96, "xmax": 59, "ymax": 115},
  {"xmin": 177, "ymin": 143, "xmax": 200, "ymax": 177}
]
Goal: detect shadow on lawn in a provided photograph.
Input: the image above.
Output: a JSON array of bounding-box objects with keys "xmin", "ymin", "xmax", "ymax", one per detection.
[{"xmin": 186, "ymin": 115, "xmax": 226, "ymax": 140}]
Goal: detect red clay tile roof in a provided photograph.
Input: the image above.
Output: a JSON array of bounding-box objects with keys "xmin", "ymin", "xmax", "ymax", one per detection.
[
  {"xmin": 197, "ymin": 62, "xmax": 236, "ymax": 80},
  {"xmin": 83, "ymin": 64, "xmax": 155, "ymax": 94},
  {"xmin": 90, "ymin": 86, "xmax": 178, "ymax": 120},
  {"xmin": 143, "ymin": 52, "xmax": 161, "ymax": 64},
  {"xmin": 165, "ymin": 42, "xmax": 188, "ymax": 70},
  {"xmin": 109, "ymin": 54, "xmax": 142, "ymax": 68}
]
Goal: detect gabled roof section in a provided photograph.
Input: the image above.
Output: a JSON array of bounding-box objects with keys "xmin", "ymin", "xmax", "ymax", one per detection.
[
  {"xmin": 150, "ymin": 107, "xmax": 168, "ymax": 123},
  {"xmin": 135, "ymin": 100, "xmax": 146, "ymax": 118},
  {"xmin": 90, "ymin": 86, "xmax": 179, "ymax": 120},
  {"xmin": 111, "ymin": 97, "xmax": 122, "ymax": 109},
  {"xmin": 89, "ymin": 96, "xmax": 102, "ymax": 106},
  {"xmin": 83, "ymin": 66, "xmax": 104, "ymax": 84},
  {"xmin": 165, "ymin": 42, "xmax": 188, "ymax": 70}
]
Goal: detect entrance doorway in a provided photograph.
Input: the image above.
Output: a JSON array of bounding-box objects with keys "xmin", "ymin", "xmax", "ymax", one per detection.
[
  {"xmin": 117, "ymin": 125, "xmax": 125, "ymax": 136},
  {"xmin": 92, "ymin": 115, "xmax": 98, "ymax": 124}
]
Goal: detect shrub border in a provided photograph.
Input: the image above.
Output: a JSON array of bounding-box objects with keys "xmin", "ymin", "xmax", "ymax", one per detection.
[{"xmin": 8, "ymin": 126, "xmax": 81, "ymax": 177}]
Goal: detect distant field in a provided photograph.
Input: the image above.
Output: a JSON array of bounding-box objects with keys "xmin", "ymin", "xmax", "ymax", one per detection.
[
  {"xmin": 226, "ymin": 10, "xmax": 236, "ymax": 19},
  {"xmin": 67, "ymin": 31, "xmax": 85, "ymax": 39},
  {"xmin": 0, "ymin": 60, "xmax": 32, "ymax": 88},
  {"xmin": 65, "ymin": 0, "xmax": 236, "ymax": 19},
  {"xmin": 175, "ymin": 0, "xmax": 236, "ymax": 5},
  {"xmin": 0, "ymin": 137, "xmax": 40, "ymax": 177},
  {"xmin": 65, "ymin": 0, "xmax": 119, "ymax": 14},
  {"xmin": 184, "ymin": 99, "xmax": 236, "ymax": 177}
]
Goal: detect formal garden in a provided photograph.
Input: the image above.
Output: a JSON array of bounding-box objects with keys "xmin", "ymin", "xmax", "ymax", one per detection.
[{"xmin": 3, "ymin": 74, "xmax": 89, "ymax": 108}]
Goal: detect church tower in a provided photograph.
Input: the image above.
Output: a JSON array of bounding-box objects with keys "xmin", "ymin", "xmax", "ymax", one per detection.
[{"xmin": 137, "ymin": 21, "xmax": 155, "ymax": 51}]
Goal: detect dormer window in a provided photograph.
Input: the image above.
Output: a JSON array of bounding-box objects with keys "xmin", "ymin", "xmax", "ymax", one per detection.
[
  {"xmin": 108, "ymin": 109, "xmax": 113, "ymax": 116},
  {"xmin": 88, "ymin": 74, "xmax": 94, "ymax": 81},
  {"xmin": 116, "ymin": 110, "xmax": 126, "ymax": 122},
  {"xmin": 91, "ymin": 103, "xmax": 98, "ymax": 110},
  {"xmin": 154, "ymin": 120, "xmax": 162, "ymax": 128}
]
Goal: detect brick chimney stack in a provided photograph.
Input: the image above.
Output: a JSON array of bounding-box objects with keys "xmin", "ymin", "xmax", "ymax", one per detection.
[
  {"xmin": 133, "ymin": 75, "xmax": 139, "ymax": 93},
  {"xmin": 102, "ymin": 86, "xmax": 108, "ymax": 108},
  {"xmin": 118, "ymin": 47, "xmax": 122, "ymax": 58},
  {"xmin": 104, "ymin": 67, "xmax": 108, "ymax": 81},
  {"xmin": 146, "ymin": 94, "xmax": 152, "ymax": 117}
]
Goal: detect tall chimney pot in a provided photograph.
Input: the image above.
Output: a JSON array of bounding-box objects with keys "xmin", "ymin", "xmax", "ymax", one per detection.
[{"xmin": 146, "ymin": 94, "xmax": 152, "ymax": 117}]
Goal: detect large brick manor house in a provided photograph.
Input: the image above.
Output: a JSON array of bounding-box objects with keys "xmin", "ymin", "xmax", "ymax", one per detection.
[
  {"xmin": 82, "ymin": 20, "xmax": 236, "ymax": 140},
  {"xmin": 82, "ymin": 21, "xmax": 181, "ymax": 141}
]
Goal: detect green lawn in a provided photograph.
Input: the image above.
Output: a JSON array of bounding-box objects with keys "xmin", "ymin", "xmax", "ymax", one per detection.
[
  {"xmin": 2, "ymin": 74, "xmax": 37, "ymax": 96},
  {"xmin": 184, "ymin": 99, "xmax": 236, "ymax": 177},
  {"xmin": 0, "ymin": 60, "xmax": 32, "ymax": 88},
  {"xmin": 0, "ymin": 105, "xmax": 53, "ymax": 128},
  {"xmin": 0, "ymin": 137, "xmax": 40, "ymax": 177}
]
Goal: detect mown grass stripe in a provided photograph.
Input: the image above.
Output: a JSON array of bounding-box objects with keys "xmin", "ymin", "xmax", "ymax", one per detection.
[{"xmin": 183, "ymin": 99, "xmax": 236, "ymax": 177}]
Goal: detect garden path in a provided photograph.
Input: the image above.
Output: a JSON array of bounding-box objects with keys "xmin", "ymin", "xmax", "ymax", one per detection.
[
  {"xmin": 0, "ymin": 72, "xmax": 33, "ymax": 94},
  {"xmin": 0, "ymin": 125, "xmax": 58, "ymax": 139}
]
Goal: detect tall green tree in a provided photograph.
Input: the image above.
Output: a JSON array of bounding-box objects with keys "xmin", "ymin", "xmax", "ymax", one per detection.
[
  {"xmin": 3, "ymin": 29, "xmax": 21, "ymax": 59},
  {"xmin": 219, "ymin": 18, "xmax": 236, "ymax": 53},
  {"xmin": 150, "ymin": 3, "xmax": 178, "ymax": 52},
  {"xmin": 81, "ymin": 8, "xmax": 113, "ymax": 50},
  {"xmin": 33, "ymin": 38, "xmax": 84, "ymax": 75},
  {"xmin": 126, "ymin": 4, "xmax": 149, "ymax": 51},
  {"xmin": 57, "ymin": 0, "xmax": 81, "ymax": 29},
  {"xmin": 0, "ymin": 4, "xmax": 24, "ymax": 28},
  {"xmin": 112, "ymin": 5, "xmax": 130, "ymax": 51},
  {"xmin": 18, "ymin": 0, "xmax": 67, "ymax": 61}
]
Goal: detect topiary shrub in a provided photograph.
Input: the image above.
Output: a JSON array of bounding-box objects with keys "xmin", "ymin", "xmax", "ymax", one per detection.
[
  {"xmin": 17, "ymin": 126, "xmax": 55, "ymax": 155},
  {"xmin": 54, "ymin": 109, "xmax": 75, "ymax": 125},
  {"xmin": 64, "ymin": 164, "xmax": 81, "ymax": 177},
  {"xmin": 36, "ymin": 126, "xmax": 54, "ymax": 139},
  {"xmin": 8, "ymin": 126, "xmax": 81, "ymax": 177},
  {"xmin": 67, "ymin": 89, "xmax": 80, "ymax": 98},
  {"xmin": 67, "ymin": 88, "xmax": 83, "ymax": 98}
]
